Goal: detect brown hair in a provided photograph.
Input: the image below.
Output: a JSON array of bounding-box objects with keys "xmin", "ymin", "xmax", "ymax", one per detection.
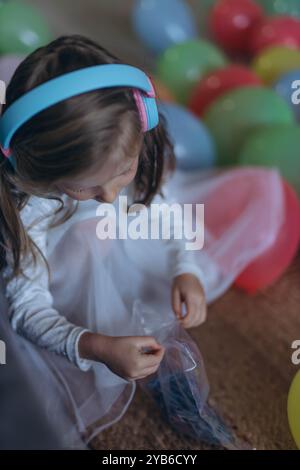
[{"xmin": 0, "ymin": 34, "xmax": 175, "ymax": 279}]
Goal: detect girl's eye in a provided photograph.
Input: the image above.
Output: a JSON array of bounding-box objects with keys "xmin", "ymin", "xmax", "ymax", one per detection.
[
  {"xmin": 66, "ymin": 188, "xmax": 82, "ymax": 193},
  {"xmin": 66, "ymin": 187, "xmax": 87, "ymax": 193}
]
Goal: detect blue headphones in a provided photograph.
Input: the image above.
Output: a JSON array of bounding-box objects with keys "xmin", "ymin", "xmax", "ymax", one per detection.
[{"xmin": 0, "ymin": 64, "xmax": 159, "ymax": 168}]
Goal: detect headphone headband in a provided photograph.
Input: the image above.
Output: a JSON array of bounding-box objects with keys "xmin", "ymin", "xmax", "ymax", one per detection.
[{"xmin": 0, "ymin": 64, "xmax": 159, "ymax": 166}]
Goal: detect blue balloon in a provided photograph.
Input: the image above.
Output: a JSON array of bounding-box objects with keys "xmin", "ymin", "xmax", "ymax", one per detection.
[
  {"xmin": 274, "ymin": 70, "xmax": 300, "ymax": 122},
  {"xmin": 158, "ymin": 102, "xmax": 216, "ymax": 170},
  {"xmin": 132, "ymin": 0, "xmax": 198, "ymax": 55}
]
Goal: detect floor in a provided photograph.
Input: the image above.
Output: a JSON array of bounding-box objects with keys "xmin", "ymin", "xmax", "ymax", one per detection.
[{"xmin": 25, "ymin": 0, "xmax": 299, "ymax": 450}]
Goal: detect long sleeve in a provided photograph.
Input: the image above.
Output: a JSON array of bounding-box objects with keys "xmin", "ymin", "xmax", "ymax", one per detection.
[
  {"xmin": 160, "ymin": 189, "xmax": 205, "ymax": 285},
  {"xmin": 1, "ymin": 196, "xmax": 92, "ymax": 371},
  {"xmin": 165, "ymin": 235, "xmax": 206, "ymax": 284}
]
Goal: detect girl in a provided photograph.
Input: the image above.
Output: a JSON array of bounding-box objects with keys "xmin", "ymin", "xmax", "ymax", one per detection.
[{"xmin": 0, "ymin": 35, "xmax": 283, "ymax": 448}]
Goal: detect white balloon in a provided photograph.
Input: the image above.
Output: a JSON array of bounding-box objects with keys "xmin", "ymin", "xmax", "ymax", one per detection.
[
  {"xmin": 0, "ymin": 55, "xmax": 23, "ymax": 111},
  {"xmin": 0, "ymin": 54, "xmax": 23, "ymax": 88}
]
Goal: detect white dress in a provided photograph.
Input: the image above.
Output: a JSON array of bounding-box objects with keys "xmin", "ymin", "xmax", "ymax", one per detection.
[{"xmin": 0, "ymin": 166, "xmax": 284, "ymax": 448}]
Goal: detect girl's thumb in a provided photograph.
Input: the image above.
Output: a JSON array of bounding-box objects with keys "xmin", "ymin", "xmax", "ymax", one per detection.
[{"xmin": 140, "ymin": 336, "xmax": 163, "ymax": 354}]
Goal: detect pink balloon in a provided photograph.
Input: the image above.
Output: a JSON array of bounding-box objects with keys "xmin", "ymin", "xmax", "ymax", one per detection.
[{"xmin": 235, "ymin": 180, "xmax": 300, "ymax": 293}]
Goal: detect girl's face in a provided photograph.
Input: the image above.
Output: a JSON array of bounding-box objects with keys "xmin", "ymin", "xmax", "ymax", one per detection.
[{"xmin": 55, "ymin": 151, "xmax": 140, "ymax": 203}]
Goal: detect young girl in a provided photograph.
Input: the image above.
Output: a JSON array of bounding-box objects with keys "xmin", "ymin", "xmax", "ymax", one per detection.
[{"xmin": 0, "ymin": 35, "xmax": 283, "ymax": 448}]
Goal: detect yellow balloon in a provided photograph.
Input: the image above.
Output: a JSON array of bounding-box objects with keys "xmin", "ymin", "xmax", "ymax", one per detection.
[
  {"xmin": 253, "ymin": 46, "xmax": 300, "ymax": 85},
  {"xmin": 287, "ymin": 369, "xmax": 300, "ymax": 449}
]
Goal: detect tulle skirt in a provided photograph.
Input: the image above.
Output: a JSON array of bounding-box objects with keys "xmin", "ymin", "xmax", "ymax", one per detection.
[{"xmin": 0, "ymin": 167, "xmax": 285, "ymax": 448}]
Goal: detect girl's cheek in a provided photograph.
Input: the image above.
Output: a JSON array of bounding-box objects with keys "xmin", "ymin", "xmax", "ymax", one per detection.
[{"xmin": 123, "ymin": 167, "xmax": 138, "ymax": 186}]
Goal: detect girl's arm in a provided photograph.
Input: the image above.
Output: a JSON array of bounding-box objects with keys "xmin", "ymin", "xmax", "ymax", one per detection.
[
  {"xmin": 150, "ymin": 186, "xmax": 205, "ymax": 285},
  {"xmin": 165, "ymin": 231, "xmax": 205, "ymax": 284},
  {"xmin": 1, "ymin": 196, "xmax": 92, "ymax": 371},
  {"xmin": 127, "ymin": 182, "xmax": 205, "ymax": 284},
  {"xmin": 158, "ymin": 187, "xmax": 207, "ymax": 328}
]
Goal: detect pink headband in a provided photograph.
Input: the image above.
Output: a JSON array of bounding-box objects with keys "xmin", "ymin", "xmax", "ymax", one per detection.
[
  {"xmin": 0, "ymin": 145, "xmax": 12, "ymax": 158},
  {"xmin": 133, "ymin": 89, "xmax": 148, "ymax": 132},
  {"xmin": 133, "ymin": 76, "xmax": 156, "ymax": 132}
]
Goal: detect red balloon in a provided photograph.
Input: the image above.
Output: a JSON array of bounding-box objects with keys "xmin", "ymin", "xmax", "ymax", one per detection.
[
  {"xmin": 188, "ymin": 65, "xmax": 262, "ymax": 117},
  {"xmin": 248, "ymin": 16, "xmax": 300, "ymax": 56},
  {"xmin": 235, "ymin": 180, "xmax": 300, "ymax": 294},
  {"xmin": 210, "ymin": 0, "xmax": 264, "ymax": 55}
]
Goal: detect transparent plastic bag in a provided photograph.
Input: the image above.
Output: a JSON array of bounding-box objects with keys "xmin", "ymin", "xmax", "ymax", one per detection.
[{"xmin": 133, "ymin": 299, "xmax": 250, "ymax": 449}]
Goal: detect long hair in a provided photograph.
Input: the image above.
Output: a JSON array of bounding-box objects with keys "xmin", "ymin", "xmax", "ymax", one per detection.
[{"xmin": 0, "ymin": 35, "xmax": 176, "ymax": 279}]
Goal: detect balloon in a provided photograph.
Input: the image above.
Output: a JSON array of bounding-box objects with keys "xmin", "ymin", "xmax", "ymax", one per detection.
[
  {"xmin": 0, "ymin": 54, "xmax": 23, "ymax": 86},
  {"xmin": 203, "ymin": 86, "xmax": 294, "ymax": 165},
  {"xmin": 0, "ymin": 1, "xmax": 51, "ymax": 54},
  {"xmin": 248, "ymin": 16, "xmax": 300, "ymax": 56},
  {"xmin": 188, "ymin": 65, "xmax": 262, "ymax": 117},
  {"xmin": 253, "ymin": 46, "xmax": 300, "ymax": 85},
  {"xmin": 239, "ymin": 125, "xmax": 300, "ymax": 194},
  {"xmin": 158, "ymin": 102, "xmax": 216, "ymax": 170},
  {"xmin": 274, "ymin": 70, "xmax": 300, "ymax": 122},
  {"xmin": 197, "ymin": 0, "xmax": 217, "ymax": 37},
  {"xmin": 157, "ymin": 39, "xmax": 227, "ymax": 104},
  {"xmin": 256, "ymin": 0, "xmax": 300, "ymax": 18},
  {"xmin": 210, "ymin": 0, "xmax": 263, "ymax": 55},
  {"xmin": 132, "ymin": 0, "xmax": 197, "ymax": 55},
  {"xmin": 235, "ymin": 180, "xmax": 300, "ymax": 293},
  {"xmin": 152, "ymin": 78, "xmax": 175, "ymax": 103},
  {"xmin": 288, "ymin": 370, "xmax": 300, "ymax": 449}
]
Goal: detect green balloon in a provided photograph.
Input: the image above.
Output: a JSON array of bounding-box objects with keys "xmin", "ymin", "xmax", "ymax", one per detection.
[
  {"xmin": 203, "ymin": 87, "xmax": 294, "ymax": 165},
  {"xmin": 157, "ymin": 39, "xmax": 227, "ymax": 104},
  {"xmin": 256, "ymin": 0, "xmax": 300, "ymax": 18},
  {"xmin": 239, "ymin": 125, "xmax": 300, "ymax": 194},
  {"xmin": 0, "ymin": 1, "xmax": 51, "ymax": 54}
]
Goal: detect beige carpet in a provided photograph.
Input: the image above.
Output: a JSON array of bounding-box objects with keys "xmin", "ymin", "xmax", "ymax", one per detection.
[{"xmin": 91, "ymin": 256, "xmax": 300, "ymax": 450}]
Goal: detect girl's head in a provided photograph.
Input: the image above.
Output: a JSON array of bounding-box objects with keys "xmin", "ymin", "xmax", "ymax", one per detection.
[{"xmin": 0, "ymin": 34, "xmax": 175, "ymax": 276}]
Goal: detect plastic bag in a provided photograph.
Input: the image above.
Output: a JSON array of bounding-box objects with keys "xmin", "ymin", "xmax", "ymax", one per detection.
[{"xmin": 133, "ymin": 299, "xmax": 249, "ymax": 449}]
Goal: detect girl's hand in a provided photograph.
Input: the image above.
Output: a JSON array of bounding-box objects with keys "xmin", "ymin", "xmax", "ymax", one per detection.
[
  {"xmin": 79, "ymin": 332, "xmax": 165, "ymax": 381},
  {"xmin": 171, "ymin": 273, "xmax": 207, "ymax": 329}
]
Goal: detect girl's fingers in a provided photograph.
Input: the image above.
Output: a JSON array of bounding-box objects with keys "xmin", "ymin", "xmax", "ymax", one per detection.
[
  {"xmin": 181, "ymin": 297, "xmax": 195, "ymax": 323},
  {"xmin": 181, "ymin": 300, "xmax": 207, "ymax": 328},
  {"xmin": 133, "ymin": 365, "xmax": 160, "ymax": 381},
  {"xmin": 181, "ymin": 298, "xmax": 201, "ymax": 328},
  {"xmin": 200, "ymin": 303, "xmax": 207, "ymax": 324},
  {"xmin": 138, "ymin": 335, "xmax": 162, "ymax": 353},
  {"xmin": 172, "ymin": 286, "xmax": 182, "ymax": 319},
  {"xmin": 141, "ymin": 352, "xmax": 164, "ymax": 368},
  {"xmin": 143, "ymin": 364, "xmax": 161, "ymax": 375}
]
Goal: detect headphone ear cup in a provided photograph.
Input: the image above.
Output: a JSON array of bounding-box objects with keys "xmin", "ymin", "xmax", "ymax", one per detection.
[
  {"xmin": 143, "ymin": 95, "xmax": 159, "ymax": 131},
  {"xmin": 133, "ymin": 89, "xmax": 148, "ymax": 131}
]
